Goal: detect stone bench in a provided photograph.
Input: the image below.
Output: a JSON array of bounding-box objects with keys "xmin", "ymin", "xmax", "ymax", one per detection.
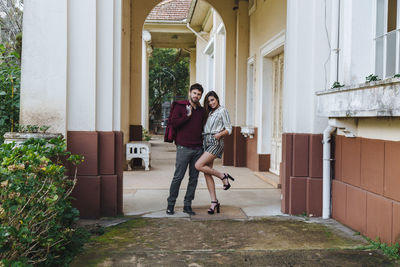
[{"xmin": 126, "ymin": 141, "xmax": 151, "ymax": 171}]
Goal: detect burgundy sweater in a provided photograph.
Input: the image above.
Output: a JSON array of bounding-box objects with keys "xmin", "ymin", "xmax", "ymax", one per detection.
[{"xmin": 171, "ymin": 100, "xmax": 206, "ymax": 149}]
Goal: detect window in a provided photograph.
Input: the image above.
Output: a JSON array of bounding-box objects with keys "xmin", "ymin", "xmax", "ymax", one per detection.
[{"xmin": 375, "ymin": 0, "xmax": 400, "ymax": 78}]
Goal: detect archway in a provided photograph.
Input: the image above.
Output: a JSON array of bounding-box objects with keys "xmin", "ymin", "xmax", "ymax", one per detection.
[{"xmin": 123, "ymin": 0, "xmax": 281, "ymax": 217}]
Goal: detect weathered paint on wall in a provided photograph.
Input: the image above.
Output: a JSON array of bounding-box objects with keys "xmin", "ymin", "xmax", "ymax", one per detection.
[{"xmin": 20, "ymin": 0, "xmax": 68, "ymax": 135}]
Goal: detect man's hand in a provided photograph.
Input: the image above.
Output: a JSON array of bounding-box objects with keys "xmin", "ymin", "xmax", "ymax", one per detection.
[{"xmin": 186, "ymin": 105, "xmax": 192, "ymax": 117}]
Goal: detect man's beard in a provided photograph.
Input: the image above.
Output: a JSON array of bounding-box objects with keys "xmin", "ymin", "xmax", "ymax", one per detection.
[{"xmin": 190, "ymin": 97, "xmax": 199, "ymax": 103}]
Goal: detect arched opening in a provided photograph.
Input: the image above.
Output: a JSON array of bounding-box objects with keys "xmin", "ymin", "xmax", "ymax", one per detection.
[{"xmin": 123, "ymin": 0, "xmax": 281, "ymax": 217}]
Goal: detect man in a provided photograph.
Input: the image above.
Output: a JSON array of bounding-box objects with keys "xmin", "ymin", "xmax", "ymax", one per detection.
[{"xmin": 166, "ymin": 83, "xmax": 206, "ymax": 215}]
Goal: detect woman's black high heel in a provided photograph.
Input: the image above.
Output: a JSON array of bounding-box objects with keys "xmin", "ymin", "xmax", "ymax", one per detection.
[
  {"xmin": 222, "ymin": 173, "xmax": 235, "ymax": 190},
  {"xmin": 208, "ymin": 200, "xmax": 220, "ymax": 214}
]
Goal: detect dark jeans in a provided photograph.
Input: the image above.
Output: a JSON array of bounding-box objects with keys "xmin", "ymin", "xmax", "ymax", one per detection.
[{"xmin": 167, "ymin": 145, "xmax": 203, "ymax": 207}]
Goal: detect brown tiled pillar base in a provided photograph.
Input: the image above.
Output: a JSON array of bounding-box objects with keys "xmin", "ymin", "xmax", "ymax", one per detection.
[
  {"xmin": 115, "ymin": 131, "xmax": 124, "ymax": 215},
  {"xmin": 101, "ymin": 175, "xmax": 118, "ymax": 217},
  {"xmin": 281, "ymin": 133, "xmax": 323, "ymax": 216},
  {"xmin": 68, "ymin": 131, "xmax": 124, "ymax": 219},
  {"xmin": 71, "ymin": 176, "xmax": 101, "ymax": 219},
  {"xmin": 245, "ymin": 128, "xmax": 270, "ymax": 171},
  {"xmin": 129, "ymin": 125, "xmax": 142, "ymax": 141},
  {"xmin": 332, "ymin": 135, "xmax": 400, "ymax": 244},
  {"xmin": 233, "ymin": 126, "xmax": 246, "ymax": 167}
]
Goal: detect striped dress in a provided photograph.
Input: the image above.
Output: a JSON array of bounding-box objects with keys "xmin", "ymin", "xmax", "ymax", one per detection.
[{"xmin": 203, "ymin": 106, "xmax": 232, "ymax": 158}]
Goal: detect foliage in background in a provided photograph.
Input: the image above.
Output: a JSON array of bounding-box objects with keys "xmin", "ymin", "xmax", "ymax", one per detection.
[
  {"xmin": 0, "ymin": 137, "xmax": 89, "ymax": 266},
  {"xmin": 0, "ymin": 43, "xmax": 20, "ymax": 143},
  {"xmin": 0, "ymin": 0, "xmax": 23, "ymax": 47},
  {"xmin": 142, "ymin": 128, "xmax": 151, "ymax": 141},
  {"xmin": 149, "ymin": 48, "xmax": 190, "ymax": 121}
]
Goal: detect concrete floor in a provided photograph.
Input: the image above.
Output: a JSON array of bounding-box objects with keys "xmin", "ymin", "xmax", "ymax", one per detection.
[{"xmin": 123, "ymin": 135, "xmax": 282, "ymax": 218}]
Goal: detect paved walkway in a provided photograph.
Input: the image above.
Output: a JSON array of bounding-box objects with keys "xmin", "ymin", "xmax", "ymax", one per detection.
[
  {"xmin": 123, "ymin": 135, "xmax": 281, "ymax": 218},
  {"xmin": 72, "ymin": 217, "xmax": 395, "ymax": 266}
]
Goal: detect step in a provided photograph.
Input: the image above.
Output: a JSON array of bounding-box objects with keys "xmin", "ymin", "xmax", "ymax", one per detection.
[{"xmin": 254, "ymin": 171, "xmax": 281, "ymax": 189}]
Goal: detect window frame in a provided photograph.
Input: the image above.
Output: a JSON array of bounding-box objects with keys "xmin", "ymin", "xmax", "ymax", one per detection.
[{"xmin": 374, "ymin": 0, "xmax": 400, "ymax": 78}]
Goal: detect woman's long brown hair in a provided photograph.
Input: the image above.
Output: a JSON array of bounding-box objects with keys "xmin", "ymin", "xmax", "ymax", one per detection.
[{"xmin": 203, "ymin": 91, "xmax": 220, "ymax": 118}]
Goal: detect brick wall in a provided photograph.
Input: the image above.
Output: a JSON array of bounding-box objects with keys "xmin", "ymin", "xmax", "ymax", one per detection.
[
  {"xmin": 332, "ymin": 135, "xmax": 400, "ymax": 244},
  {"xmin": 281, "ymin": 133, "xmax": 323, "ymax": 217}
]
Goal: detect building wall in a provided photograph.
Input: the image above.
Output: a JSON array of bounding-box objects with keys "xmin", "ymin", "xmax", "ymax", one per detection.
[
  {"xmin": 21, "ymin": 0, "xmax": 127, "ymax": 219},
  {"xmin": 335, "ymin": 118, "xmax": 400, "ymax": 142},
  {"xmin": 195, "ymin": 10, "xmax": 226, "ymax": 104},
  {"xmin": 333, "ymin": 135, "xmax": 400, "ymax": 244},
  {"xmin": 20, "ymin": 0, "xmax": 68, "ymax": 135},
  {"xmin": 249, "ymin": 0, "xmax": 286, "ymax": 131},
  {"xmin": 240, "ymin": 0, "xmax": 286, "ymax": 170},
  {"xmin": 282, "ymin": 0, "xmax": 400, "ymax": 246}
]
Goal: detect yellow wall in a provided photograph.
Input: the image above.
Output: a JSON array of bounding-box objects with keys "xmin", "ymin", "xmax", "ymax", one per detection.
[
  {"xmin": 338, "ymin": 118, "xmax": 400, "ymax": 141},
  {"xmin": 249, "ymin": 0, "xmax": 287, "ymax": 127},
  {"xmin": 130, "ymin": 0, "xmax": 162, "ymax": 125},
  {"xmin": 249, "ymin": 0, "xmax": 287, "ymax": 56}
]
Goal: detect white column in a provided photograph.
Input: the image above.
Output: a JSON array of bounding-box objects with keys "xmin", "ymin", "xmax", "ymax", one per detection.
[
  {"xmin": 67, "ymin": 0, "xmax": 97, "ymax": 131},
  {"xmin": 97, "ymin": 0, "xmax": 115, "ymax": 131},
  {"xmin": 113, "ymin": 0, "xmax": 122, "ymax": 131},
  {"xmin": 20, "ymin": 0, "xmax": 68, "ymax": 135},
  {"xmin": 235, "ymin": 0, "xmax": 249, "ymax": 126},
  {"xmin": 141, "ymin": 31, "xmax": 151, "ymax": 131}
]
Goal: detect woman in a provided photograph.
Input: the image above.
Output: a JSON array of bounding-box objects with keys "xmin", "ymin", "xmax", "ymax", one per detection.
[{"xmin": 195, "ymin": 91, "xmax": 234, "ymax": 215}]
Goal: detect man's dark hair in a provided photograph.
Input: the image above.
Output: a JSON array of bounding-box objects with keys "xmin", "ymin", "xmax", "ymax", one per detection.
[{"xmin": 189, "ymin": 83, "xmax": 204, "ymax": 93}]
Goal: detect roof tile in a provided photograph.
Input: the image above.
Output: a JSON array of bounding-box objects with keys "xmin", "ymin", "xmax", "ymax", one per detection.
[{"xmin": 146, "ymin": 0, "xmax": 192, "ymax": 22}]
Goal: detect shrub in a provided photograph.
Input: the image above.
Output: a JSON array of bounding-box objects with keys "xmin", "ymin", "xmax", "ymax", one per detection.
[
  {"xmin": 0, "ymin": 43, "xmax": 21, "ymax": 143},
  {"xmin": 0, "ymin": 137, "xmax": 89, "ymax": 266}
]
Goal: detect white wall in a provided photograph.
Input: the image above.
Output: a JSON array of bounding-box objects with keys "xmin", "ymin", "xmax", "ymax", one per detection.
[
  {"xmin": 283, "ymin": 0, "xmax": 329, "ymax": 134},
  {"xmin": 20, "ymin": 0, "xmax": 68, "ymax": 135},
  {"xmin": 195, "ymin": 11, "xmax": 226, "ymax": 106},
  {"xmin": 196, "ymin": 37, "xmax": 208, "ymax": 92},
  {"xmin": 97, "ymin": 0, "xmax": 115, "ymax": 131},
  {"xmin": 339, "ymin": 0, "xmax": 375, "ymax": 85},
  {"xmin": 67, "ymin": 0, "xmax": 97, "ymax": 131},
  {"xmin": 21, "ymin": 0, "xmax": 123, "ymax": 134}
]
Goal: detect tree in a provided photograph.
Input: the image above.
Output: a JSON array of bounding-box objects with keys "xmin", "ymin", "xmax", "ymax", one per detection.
[
  {"xmin": 149, "ymin": 48, "xmax": 190, "ymax": 121},
  {"xmin": 0, "ymin": 0, "xmax": 23, "ymax": 46}
]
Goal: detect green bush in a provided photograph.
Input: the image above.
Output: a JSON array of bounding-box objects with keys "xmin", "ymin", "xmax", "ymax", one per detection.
[
  {"xmin": 0, "ymin": 44, "xmax": 21, "ymax": 143},
  {"xmin": 0, "ymin": 137, "xmax": 89, "ymax": 266}
]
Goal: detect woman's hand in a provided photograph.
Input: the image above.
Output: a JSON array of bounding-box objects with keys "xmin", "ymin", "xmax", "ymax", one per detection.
[
  {"xmin": 214, "ymin": 132, "xmax": 222, "ymax": 140},
  {"xmin": 186, "ymin": 105, "xmax": 192, "ymax": 117}
]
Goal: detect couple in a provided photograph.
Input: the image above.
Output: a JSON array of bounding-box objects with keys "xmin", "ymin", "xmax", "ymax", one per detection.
[{"xmin": 166, "ymin": 83, "xmax": 234, "ymax": 216}]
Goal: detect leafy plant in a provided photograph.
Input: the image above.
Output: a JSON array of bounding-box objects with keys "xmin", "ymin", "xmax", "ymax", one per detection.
[
  {"xmin": 16, "ymin": 124, "xmax": 50, "ymax": 134},
  {"xmin": 0, "ymin": 43, "xmax": 21, "ymax": 143},
  {"xmin": 142, "ymin": 128, "xmax": 152, "ymax": 141},
  {"xmin": 394, "ymin": 74, "xmax": 400, "ymax": 78},
  {"xmin": 358, "ymin": 237, "xmax": 400, "ymax": 260},
  {"xmin": 365, "ymin": 74, "xmax": 381, "ymax": 83},
  {"xmin": 0, "ymin": 137, "xmax": 89, "ymax": 266},
  {"xmin": 331, "ymin": 81, "xmax": 345, "ymax": 89}
]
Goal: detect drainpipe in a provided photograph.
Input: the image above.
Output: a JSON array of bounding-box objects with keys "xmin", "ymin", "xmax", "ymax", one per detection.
[
  {"xmin": 186, "ymin": 23, "xmax": 207, "ymax": 43},
  {"xmin": 322, "ymin": 124, "xmax": 336, "ymax": 219},
  {"xmin": 322, "ymin": 119, "xmax": 356, "ymax": 219}
]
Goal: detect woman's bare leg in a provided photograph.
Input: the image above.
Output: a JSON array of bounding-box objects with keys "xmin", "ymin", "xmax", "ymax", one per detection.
[
  {"xmin": 195, "ymin": 152, "xmax": 229, "ymax": 188},
  {"xmin": 204, "ymin": 161, "xmax": 217, "ymax": 201}
]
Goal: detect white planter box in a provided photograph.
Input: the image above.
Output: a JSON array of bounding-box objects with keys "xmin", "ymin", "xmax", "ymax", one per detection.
[
  {"xmin": 3, "ymin": 132, "xmax": 63, "ymax": 146},
  {"xmin": 316, "ymin": 78, "xmax": 400, "ymax": 117}
]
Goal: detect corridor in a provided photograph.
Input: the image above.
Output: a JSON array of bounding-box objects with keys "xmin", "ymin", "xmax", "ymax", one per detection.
[{"xmin": 123, "ymin": 135, "xmax": 282, "ymax": 218}]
